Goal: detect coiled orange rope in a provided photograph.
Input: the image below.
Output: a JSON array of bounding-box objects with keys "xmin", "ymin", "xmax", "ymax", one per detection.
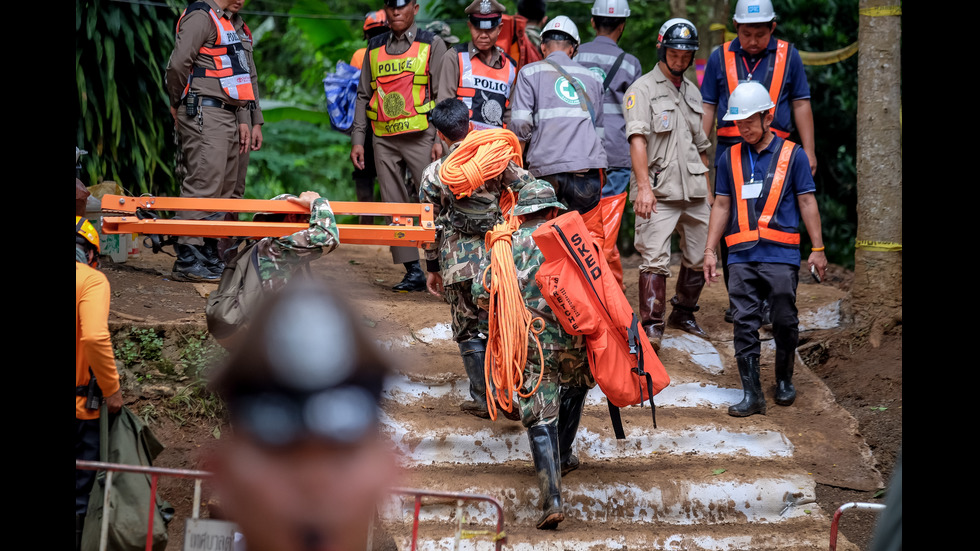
[
  {"xmin": 479, "ymin": 188, "xmax": 546, "ymax": 421},
  {"xmin": 439, "ymin": 129, "xmax": 523, "ymax": 200}
]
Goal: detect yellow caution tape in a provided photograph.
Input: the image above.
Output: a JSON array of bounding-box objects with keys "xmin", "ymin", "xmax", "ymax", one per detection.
[
  {"xmin": 799, "ymin": 42, "xmax": 858, "ymax": 66},
  {"xmin": 859, "ymin": 5, "xmax": 902, "ymax": 16},
  {"xmin": 855, "ymin": 240, "xmax": 902, "ymax": 252}
]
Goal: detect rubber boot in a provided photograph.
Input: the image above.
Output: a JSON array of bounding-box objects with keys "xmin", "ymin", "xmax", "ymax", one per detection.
[
  {"xmin": 774, "ymin": 347, "xmax": 797, "ymax": 406},
  {"xmin": 392, "ymin": 261, "xmax": 426, "ymax": 292},
  {"xmin": 557, "ymin": 385, "xmax": 589, "ymax": 476},
  {"xmin": 172, "ymin": 244, "xmax": 221, "ymax": 282},
  {"xmin": 528, "ymin": 424, "xmax": 564, "ymax": 530},
  {"xmin": 666, "ymin": 265, "xmax": 710, "ymax": 339},
  {"xmin": 202, "ymin": 237, "xmax": 225, "ymax": 272},
  {"xmin": 639, "ymin": 272, "xmax": 667, "ymax": 351},
  {"xmin": 459, "ymin": 340, "xmax": 491, "ymax": 419},
  {"xmin": 728, "ymin": 356, "xmax": 767, "ymax": 417}
]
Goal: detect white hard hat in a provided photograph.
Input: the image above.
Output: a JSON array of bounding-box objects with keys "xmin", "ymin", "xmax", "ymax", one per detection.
[
  {"xmin": 722, "ymin": 81, "xmax": 774, "ymax": 121},
  {"xmin": 591, "ymin": 0, "xmax": 630, "ymax": 18},
  {"xmin": 542, "ymin": 15, "xmax": 580, "ymax": 45},
  {"xmin": 733, "ymin": 0, "xmax": 776, "ymax": 24}
]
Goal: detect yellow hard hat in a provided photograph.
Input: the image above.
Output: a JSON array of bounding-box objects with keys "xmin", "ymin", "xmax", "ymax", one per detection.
[{"xmin": 76, "ymin": 216, "xmax": 100, "ymax": 253}]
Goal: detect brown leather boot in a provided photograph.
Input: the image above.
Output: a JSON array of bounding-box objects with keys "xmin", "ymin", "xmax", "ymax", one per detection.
[
  {"xmin": 667, "ymin": 265, "xmax": 710, "ymax": 339},
  {"xmin": 639, "ymin": 272, "xmax": 667, "ymax": 351}
]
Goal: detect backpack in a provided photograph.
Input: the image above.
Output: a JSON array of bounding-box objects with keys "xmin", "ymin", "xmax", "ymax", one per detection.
[
  {"xmin": 495, "ymin": 14, "xmax": 542, "ymax": 72},
  {"xmin": 81, "ymin": 405, "xmax": 174, "ymax": 551},
  {"xmin": 206, "ymin": 241, "xmax": 263, "ymax": 342},
  {"xmin": 532, "ymin": 211, "xmax": 670, "ymax": 437}
]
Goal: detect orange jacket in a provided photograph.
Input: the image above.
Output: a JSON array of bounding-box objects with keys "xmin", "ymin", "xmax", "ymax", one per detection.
[{"xmin": 76, "ymin": 263, "xmax": 120, "ymax": 420}]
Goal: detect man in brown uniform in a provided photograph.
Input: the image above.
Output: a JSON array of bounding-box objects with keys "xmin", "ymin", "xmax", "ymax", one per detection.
[
  {"xmin": 229, "ymin": 0, "xmax": 264, "ymax": 201},
  {"xmin": 166, "ymin": 0, "xmax": 255, "ymax": 281},
  {"xmin": 624, "ymin": 18, "xmax": 711, "ymax": 351},
  {"xmin": 436, "ymin": 0, "xmax": 515, "ymax": 133},
  {"xmin": 350, "ymin": 0, "xmax": 448, "ymax": 292}
]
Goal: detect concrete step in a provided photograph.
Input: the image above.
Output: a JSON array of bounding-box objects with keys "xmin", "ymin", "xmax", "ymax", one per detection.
[
  {"xmin": 385, "ymin": 522, "xmax": 846, "ymax": 551},
  {"xmin": 380, "ymin": 464, "xmax": 820, "ymax": 526}
]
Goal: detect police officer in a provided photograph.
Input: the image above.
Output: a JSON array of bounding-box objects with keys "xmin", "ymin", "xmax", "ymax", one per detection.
[
  {"xmin": 208, "ymin": 280, "xmax": 398, "ymax": 551},
  {"xmin": 509, "ymin": 16, "xmax": 608, "ymax": 246},
  {"xmin": 350, "ymin": 0, "xmax": 448, "ymax": 292},
  {"xmin": 437, "ymin": 0, "xmax": 516, "ymax": 133},
  {"xmin": 575, "ymin": 0, "xmax": 643, "ymax": 287},
  {"xmin": 167, "ymin": 0, "xmax": 255, "ymax": 281},
  {"xmin": 703, "ymin": 81, "xmax": 827, "ymax": 417},
  {"xmin": 228, "ymin": 0, "xmax": 264, "ymax": 202},
  {"xmin": 623, "ymin": 18, "xmax": 712, "ymax": 351},
  {"xmin": 472, "ymin": 181, "xmax": 593, "ymax": 530}
]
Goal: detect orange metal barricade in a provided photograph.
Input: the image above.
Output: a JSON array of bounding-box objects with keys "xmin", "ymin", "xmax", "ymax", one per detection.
[
  {"xmin": 76, "ymin": 461, "xmax": 507, "ymax": 551},
  {"xmin": 98, "ymin": 194, "xmax": 437, "ymax": 248}
]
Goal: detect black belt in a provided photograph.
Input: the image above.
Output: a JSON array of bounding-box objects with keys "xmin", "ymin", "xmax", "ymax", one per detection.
[{"xmin": 196, "ymin": 96, "xmax": 238, "ymax": 112}]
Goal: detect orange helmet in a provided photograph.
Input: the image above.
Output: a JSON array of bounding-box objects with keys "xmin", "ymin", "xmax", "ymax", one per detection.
[{"xmin": 363, "ymin": 10, "xmax": 387, "ymax": 32}]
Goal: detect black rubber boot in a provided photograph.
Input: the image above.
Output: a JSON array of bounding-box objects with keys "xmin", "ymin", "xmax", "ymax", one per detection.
[
  {"xmin": 774, "ymin": 347, "xmax": 797, "ymax": 406},
  {"xmin": 459, "ymin": 340, "xmax": 491, "ymax": 419},
  {"xmin": 667, "ymin": 266, "xmax": 710, "ymax": 339},
  {"xmin": 528, "ymin": 424, "xmax": 564, "ymax": 530},
  {"xmin": 557, "ymin": 385, "xmax": 588, "ymax": 476},
  {"xmin": 392, "ymin": 261, "xmax": 426, "ymax": 292},
  {"xmin": 172, "ymin": 244, "xmax": 221, "ymax": 282},
  {"xmin": 202, "ymin": 237, "xmax": 225, "ymax": 272},
  {"xmin": 728, "ymin": 356, "xmax": 767, "ymax": 417}
]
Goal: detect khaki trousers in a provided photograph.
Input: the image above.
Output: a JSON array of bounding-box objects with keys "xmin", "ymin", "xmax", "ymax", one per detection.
[
  {"xmin": 372, "ymin": 131, "xmax": 433, "ymax": 264},
  {"xmin": 634, "ymin": 199, "xmax": 709, "ymax": 275}
]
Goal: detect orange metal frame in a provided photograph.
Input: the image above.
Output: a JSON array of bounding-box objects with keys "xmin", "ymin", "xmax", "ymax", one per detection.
[{"xmin": 99, "ymin": 195, "xmax": 436, "ymax": 248}]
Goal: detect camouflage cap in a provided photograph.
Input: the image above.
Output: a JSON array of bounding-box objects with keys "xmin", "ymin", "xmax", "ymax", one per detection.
[
  {"xmin": 210, "ymin": 280, "xmax": 392, "ymax": 447},
  {"xmin": 512, "ymin": 180, "xmax": 567, "ymax": 216},
  {"xmin": 425, "ymin": 20, "xmax": 460, "ymax": 44}
]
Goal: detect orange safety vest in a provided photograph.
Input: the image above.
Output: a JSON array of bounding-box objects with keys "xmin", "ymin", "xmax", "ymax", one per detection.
[
  {"xmin": 176, "ymin": 2, "xmax": 255, "ymax": 102},
  {"xmin": 717, "ymin": 39, "xmax": 790, "ymax": 139},
  {"xmin": 724, "ymin": 139, "xmax": 801, "ymax": 252},
  {"xmin": 454, "ymin": 45, "xmax": 516, "ymax": 131},
  {"xmin": 366, "ymin": 32, "xmax": 435, "ymax": 137}
]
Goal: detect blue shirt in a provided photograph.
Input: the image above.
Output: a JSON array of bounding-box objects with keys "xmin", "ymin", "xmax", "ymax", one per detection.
[
  {"xmin": 702, "ymin": 37, "xmax": 810, "ymax": 165},
  {"xmin": 715, "ymin": 136, "xmax": 815, "ymax": 266}
]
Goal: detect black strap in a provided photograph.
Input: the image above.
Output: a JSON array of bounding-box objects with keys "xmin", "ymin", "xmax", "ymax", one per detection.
[
  {"xmin": 602, "ymin": 52, "xmax": 627, "ymax": 94},
  {"xmin": 543, "ymin": 59, "xmax": 596, "ymax": 126},
  {"xmin": 607, "ymin": 399, "xmax": 626, "ymax": 439}
]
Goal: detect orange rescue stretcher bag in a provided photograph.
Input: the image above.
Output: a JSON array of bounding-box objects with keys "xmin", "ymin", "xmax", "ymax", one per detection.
[{"xmin": 533, "ymin": 211, "xmax": 670, "ymax": 437}]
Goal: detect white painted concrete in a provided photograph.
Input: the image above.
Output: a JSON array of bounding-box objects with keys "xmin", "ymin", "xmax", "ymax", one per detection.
[{"xmin": 662, "ymin": 333, "xmax": 726, "ymax": 374}]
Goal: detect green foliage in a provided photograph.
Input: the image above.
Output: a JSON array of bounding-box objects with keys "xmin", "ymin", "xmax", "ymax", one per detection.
[
  {"xmin": 76, "ymin": 0, "xmax": 181, "ymax": 195},
  {"xmin": 116, "ymin": 327, "xmax": 165, "ymax": 369}
]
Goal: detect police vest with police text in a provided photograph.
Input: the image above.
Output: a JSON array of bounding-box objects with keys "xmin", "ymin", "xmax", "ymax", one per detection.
[
  {"xmin": 366, "ymin": 31, "xmax": 436, "ymax": 137},
  {"xmin": 718, "ymin": 39, "xmax": 791, "ymax": 139},
  {"xmin": 454, "ymin": 44, "xmax": 516, "ymax": 131},
  {"xmin": 177, "ymin": 2, "xmax": 255, "ymax": 102},
  {"xmin": 724, "ymin": 138, "xmax": 801, "ymax": 253}
]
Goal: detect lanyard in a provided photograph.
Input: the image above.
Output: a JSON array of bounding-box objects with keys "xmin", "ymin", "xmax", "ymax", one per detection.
[{"xmin": 741, "ymin": 55, "xmax": 764, "ymax": 80}]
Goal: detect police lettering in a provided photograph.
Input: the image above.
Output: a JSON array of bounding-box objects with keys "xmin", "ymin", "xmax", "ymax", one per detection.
[
  {"xmin": 473, "ymin": 77, "xmax": 509, "ymax": 93},
  {"xmin": 377, "ymin": 58, "xmax": 415, "ymax": 76}
]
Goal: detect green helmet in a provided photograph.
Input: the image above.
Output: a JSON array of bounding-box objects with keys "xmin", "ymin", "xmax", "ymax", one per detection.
[{"xmin": 512, "ymin": 181, "xmax": 566, "ymax": 216}]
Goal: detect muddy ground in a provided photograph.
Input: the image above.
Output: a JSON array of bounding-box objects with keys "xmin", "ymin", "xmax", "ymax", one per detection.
[{"xmin": 100, "ymin": 243, "xmax": 901, "ymax": 550}]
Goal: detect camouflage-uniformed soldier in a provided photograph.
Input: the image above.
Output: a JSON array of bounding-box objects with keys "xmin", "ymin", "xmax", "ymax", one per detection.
[
  {"xmin": 419, "ymin": 99, "xmax": 533, "ymax": 419},
  {"xmin": 472, "ymin": 180, "xmax": 593, "ymax": 531},
  {"xmin": 251, "ymin": 192, "xmax": 340, "ymax": 292}
]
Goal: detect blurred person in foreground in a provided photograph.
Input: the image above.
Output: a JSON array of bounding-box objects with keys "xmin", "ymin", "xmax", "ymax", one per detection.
[{"xmin": 208, "ymin": 280, "xmax": 398, "ymax": 551}]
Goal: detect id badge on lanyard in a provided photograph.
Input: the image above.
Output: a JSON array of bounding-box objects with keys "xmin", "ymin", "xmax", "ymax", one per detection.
[{"xmin": 741, "ymin": 150, "xmax": 763, "ymax": 199}]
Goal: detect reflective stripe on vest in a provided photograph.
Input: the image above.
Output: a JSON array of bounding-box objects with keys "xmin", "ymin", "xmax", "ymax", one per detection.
[
  {"xmin": 724, "ymin": 140, "xmax": 801, "ymax": 249},
  {"xmin": 720, "ymin": 39, "xmax": 790, "ymax": 137},
  {"xmin": 176, "ymin": 6, "xmax": 254, "ymax": 101},
  {"xmin": 366, "ymin": 40, "xmax": 433, "ymax": 137},
  {"xmin": 456, "ymin": 48, "xmax": 515, "ymax": 131}
]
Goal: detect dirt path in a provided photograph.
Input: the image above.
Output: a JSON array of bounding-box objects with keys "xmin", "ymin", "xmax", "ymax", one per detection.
[{"xmin": 102, "ymin": 242, "xmax": 901, "ymax": 549}]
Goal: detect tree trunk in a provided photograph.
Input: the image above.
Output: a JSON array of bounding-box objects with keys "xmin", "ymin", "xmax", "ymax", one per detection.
[{"xmin": 850, "ymin": 1, "xmax": 902, "ymax": 347}]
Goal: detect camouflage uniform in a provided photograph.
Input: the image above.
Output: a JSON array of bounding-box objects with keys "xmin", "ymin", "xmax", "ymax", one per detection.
[
  {"xmin": 473, "ymin": 215, "xmax": 593, "ymax": 428},
  {"xmin": 419, "ymin": 157, "xmax": 536, "ymax": 342},
  {"xmin": 252, "ymin": 197, "xmax": 340, "ymax": 292}
]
